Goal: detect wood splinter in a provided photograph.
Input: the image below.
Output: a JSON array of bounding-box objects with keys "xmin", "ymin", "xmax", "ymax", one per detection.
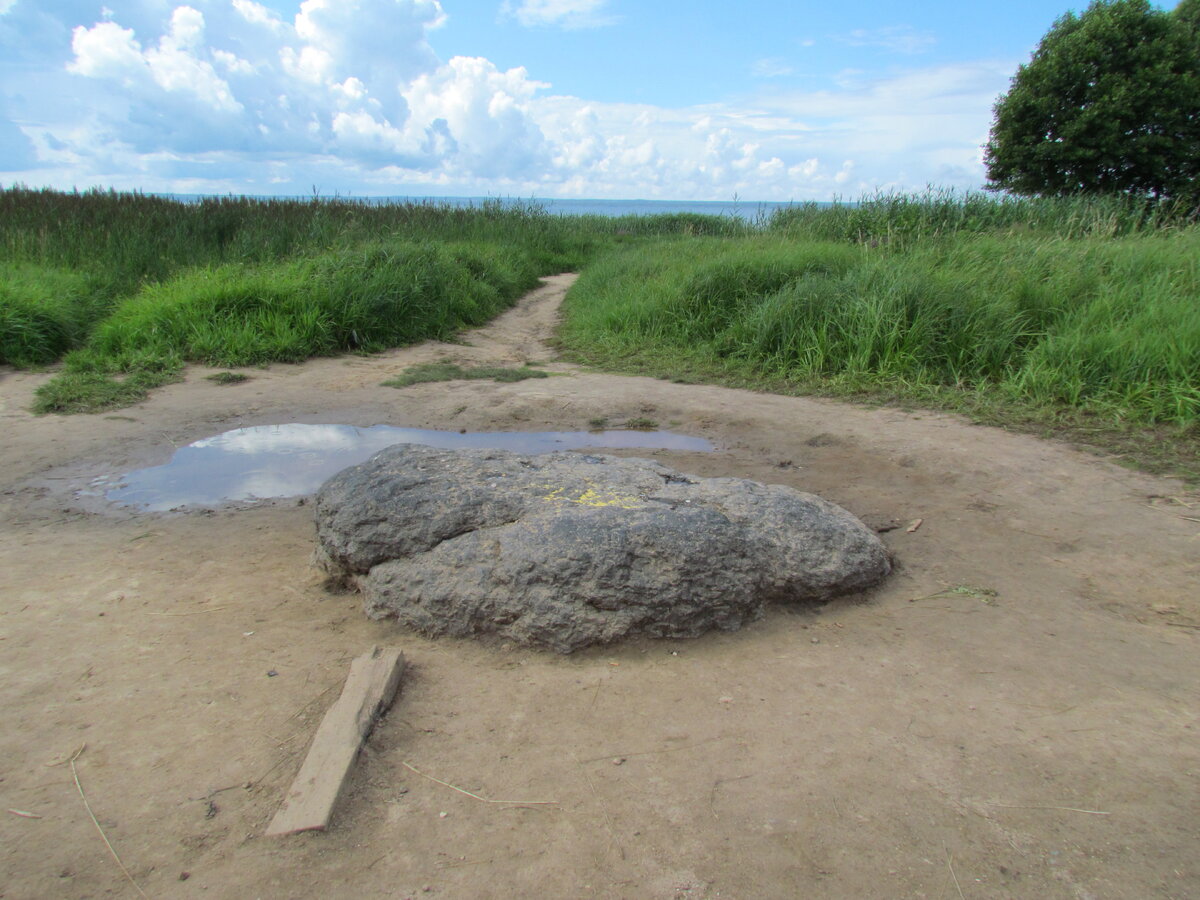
[{"xmin": 266, "ymin": 646, "xmax": 406, "ymax": 837}]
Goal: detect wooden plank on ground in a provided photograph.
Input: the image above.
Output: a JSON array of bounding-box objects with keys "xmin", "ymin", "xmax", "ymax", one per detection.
[{"xmin": 266, "ymin": 646, "xmax": 406, "ymax": 837}]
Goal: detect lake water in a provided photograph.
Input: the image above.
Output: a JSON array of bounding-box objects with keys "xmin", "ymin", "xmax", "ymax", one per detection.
[
  {"xmin": 163, "ymin": 194, "xmax": 826, "ymax": 222},
  {"xmin": 94, "ymin": 423, "xmax": 714, "ymax": 512},
  {"xmin": 376, "ymin": 196, "xmax": 815, "ymax": 220}
]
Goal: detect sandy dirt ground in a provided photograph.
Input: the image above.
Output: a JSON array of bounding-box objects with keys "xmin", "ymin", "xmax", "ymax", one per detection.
[{"xmin": 1, "ymin": 273, "xmax": 1198, "ymax": 900}]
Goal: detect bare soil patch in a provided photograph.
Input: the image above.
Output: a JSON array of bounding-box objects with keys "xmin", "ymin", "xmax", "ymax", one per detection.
[{"xmin": 2, "ymin": 274, "xmax": 1197, "ymax": 899}]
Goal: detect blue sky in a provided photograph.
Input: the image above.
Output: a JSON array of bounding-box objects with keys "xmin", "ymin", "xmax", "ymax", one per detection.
[{"xmin": 0, "ymin": 0, "xmax": 1183, "ymax": 200}]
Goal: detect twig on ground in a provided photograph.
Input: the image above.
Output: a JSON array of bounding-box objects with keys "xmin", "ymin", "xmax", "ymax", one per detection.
[
  {"xmin": 437, "ymin": 856, "xmax": 497, "ymax": 869},
  {"xmin": 907, "ymin": 584, "xmax": 998, "ymax": 606},
  {"xmin": 991, "ymin": 803, "xmax": 1111, "ymax": 815},
  {"xmin": 69, "ymin": 745, "xmax": 148, "ymax": 899},
  {"xmin": 145, "ymin": 606, "xmax": 227, "ymax": 617},
  {"xmin": 251, "ymin": 744, "xmax": 302, "ymax": 788},
  {"xmin": 586, "ymin": 679, "xmax": 603, "ymax": 716},
  {"xmin": 573, "ymin": 754, "xmax": 624, "ymax": 860},
  {"xmin": 187, "ymin": 782, "xmax": 248, "ymax": 803},
  {"xmin": 400, "ymin": 761, "xmax": 557, "ymax": 806},
  {"xmin": 944, "ymin": 843, "xmax": 966, "ymax": 900},
  {"xmin": 286, "ymin": 682, "xmax": 338, "ymax": 721},
  {"xmin": 6, "ymin": 809, "xmax": 43, "ymax": 819},
  {"xmin": 578, "ymin": 735, "xmax": 725, "ymax": 764},
  {"xmin": 708, "ymin": 774, "xmax": 753, "ymax": 820}
]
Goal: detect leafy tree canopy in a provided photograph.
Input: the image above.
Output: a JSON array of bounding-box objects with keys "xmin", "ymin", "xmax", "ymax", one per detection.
[{"xmin": 984, "ymin": 0, "xmax": 1200, "ymax": 203}]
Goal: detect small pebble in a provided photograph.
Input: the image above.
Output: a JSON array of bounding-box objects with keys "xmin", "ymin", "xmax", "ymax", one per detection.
[
  {"xmin": 179, "ymin": 872, "xmax": 191, "ymax": 882},
  {"xmin": 811, "ymin": 637, "xmax": 820, "ymax": 644},
  {"xmin": 612, "ymin": 757, "xmax": 626, "ymax": 766},
  {"xmin": 266, "ymin": 670, "xmax": 278, "ymax": 677},
  {"xmin": 438, "ymin": 811, "xmax": 448, "ymax": 818}
]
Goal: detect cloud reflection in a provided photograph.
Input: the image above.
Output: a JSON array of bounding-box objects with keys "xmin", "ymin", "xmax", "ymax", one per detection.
[{"xmin": 107, "ymin": 423, "xmax": 713, "ymax": 510}]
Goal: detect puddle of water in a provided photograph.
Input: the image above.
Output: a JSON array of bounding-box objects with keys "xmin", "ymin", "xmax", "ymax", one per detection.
[{"xmin": 98, "ymin": 423, "xmax": 714, "ymax": 511}]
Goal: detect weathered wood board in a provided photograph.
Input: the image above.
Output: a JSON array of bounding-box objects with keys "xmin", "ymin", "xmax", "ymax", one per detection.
[{"xmin": 266, "ymin": 646, "xmax": 406, "ymax": 837}]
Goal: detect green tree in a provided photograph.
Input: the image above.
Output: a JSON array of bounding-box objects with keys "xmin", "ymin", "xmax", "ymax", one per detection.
[
  {"xmin": 984, "ymin": 0, "xmax": 1200, "ymax": 203},
  {"xmin": 1175, "ymin": 0, "xmax": 1200, "ymax": 32}
]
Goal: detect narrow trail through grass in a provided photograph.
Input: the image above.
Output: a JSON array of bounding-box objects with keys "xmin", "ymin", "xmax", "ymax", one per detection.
[
  {"xmin": 0, "ymin": 187, "xmax": 737, "ymax": 412},
  {"xmin": 3, "ymin": 186, "xmax": 1196, "ymax": 478}
]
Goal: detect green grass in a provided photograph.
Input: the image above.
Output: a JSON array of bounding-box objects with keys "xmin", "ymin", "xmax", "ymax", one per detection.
[
  {"xmin": 77, "ymin": 241, "xmax": 541, "ymax": 366},
  {"xmin": 559, "ymin": 220, "xmax": 1200, "ymax": 479},
  {"xmin": 5, "ymin": 187, "xmax": 1199, "ymax": 479},
  {"xmin": 561, "ymin": 232, "xmax": 1200, "ymax": 426},
  {"xmin": 0, "ymin": 262, "xmax": 112, "ymax": 367},
  {"xmin": 31, "ymin": 369, "xmax": 183, "ymax": 414},
  {"xmin": 2, "ymin": 187, "xmax": 744, "ymax": 412},
  {"xmin": 26, "ymin": 239, "xmax": 550, "ymax": 412},
  {"xmin": 206, "ymin": 371, "xmax": 250, "ymax": 385},
  {"xmin": 623, "ymin": 417, "xmax": 659, "ymax": 430},
  {"xmin": 383, "ymin": 362, "xmax": 550, "ymax": 387}
]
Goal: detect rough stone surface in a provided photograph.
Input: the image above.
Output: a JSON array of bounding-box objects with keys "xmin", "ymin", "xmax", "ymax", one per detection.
[{"xmin": 315, "ymin": 445, "xmax": 891, "ymax": 652}]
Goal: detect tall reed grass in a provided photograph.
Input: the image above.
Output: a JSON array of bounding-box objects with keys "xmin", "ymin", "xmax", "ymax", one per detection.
[{"xmin": 769, "ymin": 188, "xmax": 1197, "ymax": 245}]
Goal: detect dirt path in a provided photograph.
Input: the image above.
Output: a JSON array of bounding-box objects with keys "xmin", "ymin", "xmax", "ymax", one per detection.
[{"xmin": 1, "ymin": 274, "xmax": 1197, "ymax": 900}]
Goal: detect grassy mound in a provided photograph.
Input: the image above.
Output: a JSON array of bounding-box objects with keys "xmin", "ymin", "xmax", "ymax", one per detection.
[
  {"xmin": 1, "ymin": 187, "xmax": 742, "ymax": 412},
  {"xmin": 30, "ymin": 241, "xmax": 540, "ymax": 413},
  {"xmin": 562, "ymin": 232, "xmax": 1200, "ymax": 427}
]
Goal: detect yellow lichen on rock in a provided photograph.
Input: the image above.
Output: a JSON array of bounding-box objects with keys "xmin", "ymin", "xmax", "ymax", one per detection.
[{"xmin": 540, "ymin": 483, "xmax": 646, "ymax": 509}]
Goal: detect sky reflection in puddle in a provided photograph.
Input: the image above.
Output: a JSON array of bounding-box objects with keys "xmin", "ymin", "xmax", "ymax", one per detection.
[{"xmin": 101, "ymin": 423, "xmax": 713, "ymax": 511}]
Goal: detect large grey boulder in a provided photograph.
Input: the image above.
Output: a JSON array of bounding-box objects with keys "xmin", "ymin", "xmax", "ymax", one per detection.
[{"xmin": 315, "ymin": 446, "xmax": 890, "ymax": 652}]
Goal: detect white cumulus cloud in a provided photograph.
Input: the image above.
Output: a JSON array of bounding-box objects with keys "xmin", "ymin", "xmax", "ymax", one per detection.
[
  {"xmin": 232, "ymin": 0, "xmax": 285, "ymax": 31},
  {"xmin": 2, "ymin": 2, "xmax": 1010, "ymax": 199},
  {"xmin": 69, "ymin": 10, "xmax": 241, "ymax": 115},
  {"xmin": 68, "ymin": 21, "xmax": 145, "ymax": 81},
  {"xmin": 404, "ymin": 56, "xmax": 550, "ymax": 176},
  {"xmin": 500, "ymin": 0, "xmax": 617, "ymax": 30}
]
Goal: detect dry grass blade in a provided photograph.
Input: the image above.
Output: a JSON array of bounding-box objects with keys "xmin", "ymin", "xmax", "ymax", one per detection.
[
  {"xmin": 944, "ymin": 842, "xmax": 966, "ymax": 900},
  {"xmin": 572, "ymin": 754, "xmax": 625, "ymax": 861},
  {"xmin": 69, "ymin": 745, "xmax": 148, "ymax": 899},
  {"xmin": 6, "ymin": 808, "xmax": 43, "ymax": 819},
  {"xmin": 145, "ymin": 606, "xmax": 227, "ymax": 617},
  {"xmin": 991, "ymin": 803, "xmax": 1111, "ymax": 815},
  {"xmin": 401, "ymin": 761, "xmax": 557, "ymax": 806}
]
